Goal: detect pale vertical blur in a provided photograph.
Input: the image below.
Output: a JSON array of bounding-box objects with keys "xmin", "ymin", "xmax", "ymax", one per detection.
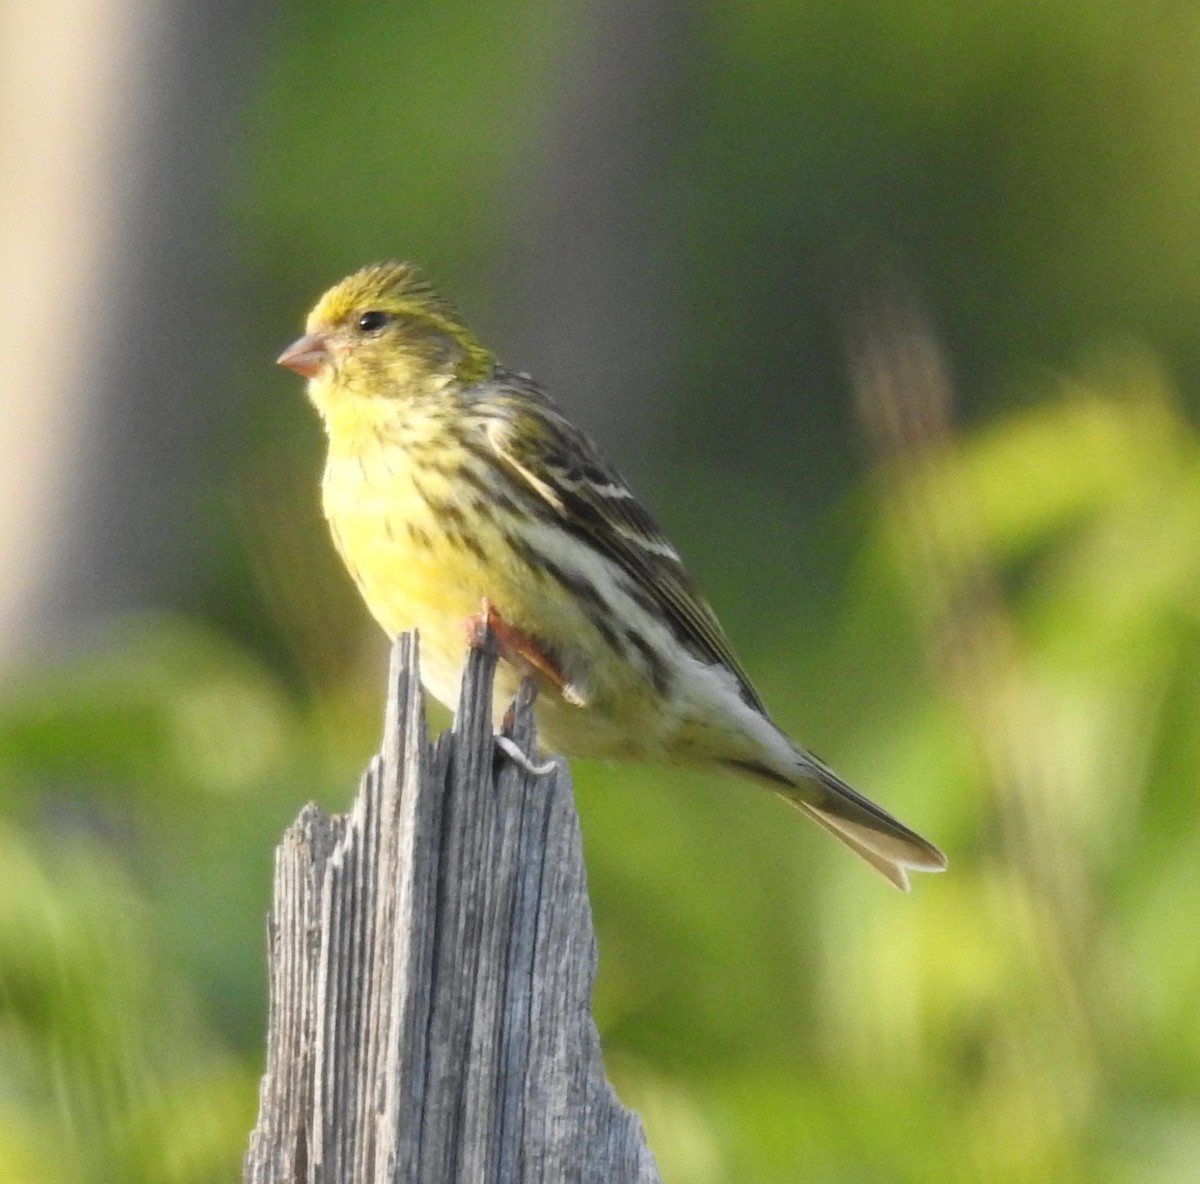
[
  {"xmin": 845, "ymin": 280, "xmax": 1099, "ymax": 1170},
  {"xmin": 0, "ymin": 0, "xmax": 160, "ymax": 667}
]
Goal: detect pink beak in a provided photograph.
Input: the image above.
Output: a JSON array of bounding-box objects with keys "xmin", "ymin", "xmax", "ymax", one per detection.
[{"xmin": 277, "ymin": 332, "xmax": 331, "ymax": 378}]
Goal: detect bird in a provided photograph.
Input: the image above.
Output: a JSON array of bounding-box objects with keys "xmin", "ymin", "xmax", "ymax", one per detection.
[{"xmin": 278, "ymin": 262, "xmax": 946, "ymax": 890}]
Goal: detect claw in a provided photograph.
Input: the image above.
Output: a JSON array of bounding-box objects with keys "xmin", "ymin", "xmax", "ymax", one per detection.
[
  {"xmin": 464, "ymin": 598, "xmax": 497, "ymax": 652},
  {"xmin": 495, "ymin": 735, "xmax": 558, "ymax": 777}
]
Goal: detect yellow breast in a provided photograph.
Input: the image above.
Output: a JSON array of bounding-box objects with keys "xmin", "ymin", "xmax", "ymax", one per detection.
[
  {"xmin": 321, "ymin": 440, "xmax": 491, "ymax": 703},
  {"xmin": 315, "ymin": 398, "xmax": 669, "ymax": 756}
]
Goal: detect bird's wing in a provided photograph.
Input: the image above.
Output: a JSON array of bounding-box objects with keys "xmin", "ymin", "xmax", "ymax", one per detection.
[{"xmin": 475, "ymin": 376, "xmax": 766, "ymax": 714}]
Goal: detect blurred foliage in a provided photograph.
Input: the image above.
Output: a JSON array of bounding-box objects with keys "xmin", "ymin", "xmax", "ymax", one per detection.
[
  {"xmin": 583, "ymin": 355, "xmax": 1200, "ymax": 1183},
  {"xmin": 7, "ymin": 1, "xmax": 1200, "ymax": 1181},
  {"xmin": 4, "ymin": 360, "xmax": 1200, "ymax": 1181}
]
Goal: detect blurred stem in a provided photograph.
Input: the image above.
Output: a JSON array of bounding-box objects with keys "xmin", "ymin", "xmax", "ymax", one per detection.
[{"xmin": 844, "ymin": 272, "xmax": 1100, "ymax": 1097}]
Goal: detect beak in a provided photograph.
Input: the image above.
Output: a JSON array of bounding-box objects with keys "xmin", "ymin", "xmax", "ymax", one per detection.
[{"xmin": 277, "ymin": 332, "xmax": 332, "ymax": 378}]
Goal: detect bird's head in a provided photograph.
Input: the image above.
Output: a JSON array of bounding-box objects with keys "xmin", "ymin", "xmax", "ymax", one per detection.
[{"xmin": 278, "ymin": 263, "xmax": 494, "ymax": 410}]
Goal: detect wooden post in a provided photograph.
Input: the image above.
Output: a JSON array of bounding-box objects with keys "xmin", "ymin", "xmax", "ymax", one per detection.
[{"xmin": 243, "ymin": 632, "xmax": 662, "ymax": 1184}]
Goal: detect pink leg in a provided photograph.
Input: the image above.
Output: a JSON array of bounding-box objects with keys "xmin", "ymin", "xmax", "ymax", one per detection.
[
  {"xmin": 464, "ymin": 598, "xmax": 570, "ymax": 695},
  {"xmin": 464, "ymin": 598, "xmax": 559, "ymax": 777}
]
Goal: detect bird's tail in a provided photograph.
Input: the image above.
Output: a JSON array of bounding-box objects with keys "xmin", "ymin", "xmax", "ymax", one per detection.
[{"xmin": 732, "ymin": 753, "xmax": 947, "ymax": 891}]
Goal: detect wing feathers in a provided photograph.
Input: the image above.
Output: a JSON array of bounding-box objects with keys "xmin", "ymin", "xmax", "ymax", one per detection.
[{"xmin": 477, "ymin": 373, "xmax": 765, "ymax": 711}]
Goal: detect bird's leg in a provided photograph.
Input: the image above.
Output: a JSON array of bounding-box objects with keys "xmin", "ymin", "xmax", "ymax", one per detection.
[
  {"xmin": 501, "ymin": 675, "xmax": 538, "ymax": 732},
  {"xmin": 465, "ymin": 599, "xmax": 561, "ymax": 777},
  {"xmin": 464, "ymin": 598, "xmax": 586, "ymax": 705}
]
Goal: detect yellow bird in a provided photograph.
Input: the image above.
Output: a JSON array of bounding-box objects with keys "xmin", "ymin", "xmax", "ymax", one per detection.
[{"xmin": 279, "ymin": 262, "xmax": 946, "ymax": 890}]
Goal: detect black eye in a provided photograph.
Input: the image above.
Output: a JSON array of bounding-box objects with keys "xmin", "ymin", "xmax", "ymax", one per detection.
[{"xmin": 356, "ymin": 310, "xmax": 389, "ymax": 333}]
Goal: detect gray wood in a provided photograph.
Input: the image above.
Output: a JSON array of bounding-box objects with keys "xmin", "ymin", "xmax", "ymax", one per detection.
[{"xmin": 244, "ymin": 631, "xmax": 661, "ymax": 1184}]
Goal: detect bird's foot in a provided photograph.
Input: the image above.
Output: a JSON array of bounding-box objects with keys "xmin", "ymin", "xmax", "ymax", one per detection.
[
  {"xmin": 464, "ymin": 598, "xmax": 587, "ymax": 705},
  {"xmin": 494, "ymin": 734, "xmax": 558, "ymax": 777},
  {"xmin": 465, "ymin": 604, "xmax": 574, "ymax": 776}
]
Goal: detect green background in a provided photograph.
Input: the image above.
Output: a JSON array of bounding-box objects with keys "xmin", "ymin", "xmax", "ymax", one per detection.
[{"xmin": 3, "ymin": 2, "xmax": 1200, "ymax": 1180}]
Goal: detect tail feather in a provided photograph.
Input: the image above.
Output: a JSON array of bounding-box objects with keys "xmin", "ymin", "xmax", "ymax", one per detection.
[
  {"xmin": 787, "ymin": 798, "xmax": 933, "ymax": 891},
  {"xmin": 728, "ymin": 755, "xmax": 947, "ymax": 891}
]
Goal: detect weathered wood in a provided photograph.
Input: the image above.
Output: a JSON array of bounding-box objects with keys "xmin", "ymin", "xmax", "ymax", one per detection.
[{"xmin": 243, "ymin": 632, "xmax": 661, "ymax": 1184}]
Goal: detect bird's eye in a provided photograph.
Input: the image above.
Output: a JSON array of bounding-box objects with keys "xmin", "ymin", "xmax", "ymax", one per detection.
[{"xmin": 356, "ymin": 310, "xmax": 389, "ymax": 333}]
